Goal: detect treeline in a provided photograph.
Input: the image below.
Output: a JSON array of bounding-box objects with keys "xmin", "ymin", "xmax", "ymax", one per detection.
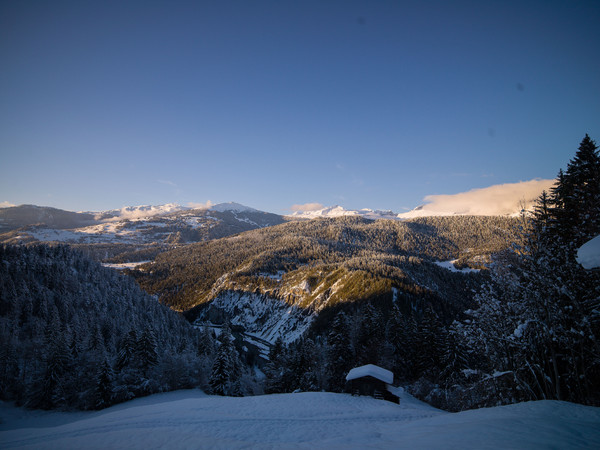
[{"xmin": 0, "ymin": 244, "xmax": 261, "ymax": 410}]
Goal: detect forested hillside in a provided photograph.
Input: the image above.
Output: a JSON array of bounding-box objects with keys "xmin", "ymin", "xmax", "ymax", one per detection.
[
  {"xmin": 0, "ymin": 245, "xmax": 230, "ymax": 410},
  {"xmin": 135, "ymin": 214, "xmax": 519, "ymax": 314}
]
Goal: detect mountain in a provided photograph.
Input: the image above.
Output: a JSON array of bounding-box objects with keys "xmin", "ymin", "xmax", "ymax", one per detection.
[
  {"xmin": 208, "ymin": 202, "xmax": 259, "ymax": 213},
  {"xmin": 91, "ymin": 203, "xmax": 190, "ymax": 220},
  {"xmin": 289, "ymin": 205, "xmax": 398, "ymax": 220},
  {"xmin": 0, "ymin": 203, "xmax": 286, "ymax": 260},
  {"xmin": 133, "ymin": 215, "xmax": 520, "ymax": 343},
  {"xmin": 290, "ymin": 180, "xmax": 555, "ymax": 220},
  {"xmin": 0, "ymin": 204, "xmax": 97, "ymax": 232}
]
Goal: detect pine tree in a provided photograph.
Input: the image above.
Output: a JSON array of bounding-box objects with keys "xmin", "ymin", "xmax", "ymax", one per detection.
[
  {"xmin": 116, "ymin": 329, "xmax": 138, "ymax": 372},
  {"xmin": 29, "ymin": 327, "xmax": 72, "ymax": 409},
  {"xmin": 209, "ymin": 346, "xmax": 231, "ymax": 396},
  {"xmin": 197, "ymin": 325, "xmax": 216, "ymax": 356},
  {"xmin": 415, "ymin": 306, "xmax": 445, "ymax": 380},
  {"xmin": 94, "ymin": 359, "xmax": 115, "ymax": 409},
  {"xmin": 356, "ymin": 303, "xmax": 384, "ymax": 366},
  {"xmin": 462, "ymin": 134, "xmax": 600, "ymax": 406},
  {"xmin": 264, "ymin": 337, "xmax": 290, "ymax": 393},
  {"xmin": 385, "ymin": 305, "xmax": 412, "ymax": 380},
  {"xmin": 136, "ymin": 328, "xmax": 159, "ymax": 375},
  {"xmin": 326, "ymin": 312, "xmax": 352, "ymax": 391}
]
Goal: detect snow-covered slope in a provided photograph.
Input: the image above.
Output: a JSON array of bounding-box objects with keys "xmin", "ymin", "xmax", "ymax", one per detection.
[{"xmin": 1, "ymin": 390, "xmax": 599, "ymax": 449}]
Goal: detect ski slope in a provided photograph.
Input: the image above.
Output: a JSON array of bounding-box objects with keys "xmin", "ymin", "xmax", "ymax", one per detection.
[{"xmin": 1, "ymin": 389, "xmax": 599, "ymax": 449}]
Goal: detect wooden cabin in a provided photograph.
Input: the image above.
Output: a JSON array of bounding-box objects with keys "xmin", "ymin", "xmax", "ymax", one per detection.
[{"xmin": 345, "ymin": 364, "xmax": 400, "ymax": 404}]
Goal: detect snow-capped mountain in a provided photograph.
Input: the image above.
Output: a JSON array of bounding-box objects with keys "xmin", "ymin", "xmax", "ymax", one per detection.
[
  {"xmin": 208, "ymin": 202, "xmax": 259, "ymax": 213},
  {"xmin": 290, "ymin": 205, "xmax": 399, "ymax": 220},
  {"xmin": 290, "ymin": 180, "xmax": 555, "ymax": 220},
  {"xmin": 0, "ymin": 202, "xmax": 285, "ymax": 248},
  {"xmin": 91, "ymin": 203, "xmax": 191, "ymax": 220}
]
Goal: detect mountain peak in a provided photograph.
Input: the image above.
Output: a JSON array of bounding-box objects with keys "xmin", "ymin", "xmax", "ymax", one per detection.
[
  {"xmin": 208, "ymin": 202, "xmax": 259, "ymax": 213},
  {"xmin": 94, "ymin": 203, "xmax": 190, "ymax": 220},
  {"xmin": 290, "ymin": 205, "xmax": 398, "ymax": 220}
]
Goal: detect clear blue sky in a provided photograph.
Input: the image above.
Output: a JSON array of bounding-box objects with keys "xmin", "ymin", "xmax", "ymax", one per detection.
[{"xmin": 1, "ymin": 0, "xmax": 599, "ymax": 214}]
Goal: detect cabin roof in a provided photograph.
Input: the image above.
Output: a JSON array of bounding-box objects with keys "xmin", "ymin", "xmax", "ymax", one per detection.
[{"xmin": 345, "ymin": 364, "xmax": 393, "ymax": 384}]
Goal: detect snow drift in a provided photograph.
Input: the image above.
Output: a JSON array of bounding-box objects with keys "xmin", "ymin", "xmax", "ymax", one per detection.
[{"xmin": 1, "ymin": 390, "xmax": 599, "ymax": 449}]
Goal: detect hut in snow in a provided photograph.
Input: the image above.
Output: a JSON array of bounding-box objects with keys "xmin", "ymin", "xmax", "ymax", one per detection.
[{"xmin": 345, "ymin": 364, "xmax": 399, "ymax": 404}]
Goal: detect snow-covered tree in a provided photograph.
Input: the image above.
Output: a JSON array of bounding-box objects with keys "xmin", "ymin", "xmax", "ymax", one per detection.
[
  {"xmin": 209, "ymin": 347, "xmax": 231, "ymax": 396},
  {"xmin": 458, "ymin": 134, "xmax": 600, "ymax": 407},
  {"xmin": 94, "ymin": 359, "xmax": 115, "ymax": 410}
]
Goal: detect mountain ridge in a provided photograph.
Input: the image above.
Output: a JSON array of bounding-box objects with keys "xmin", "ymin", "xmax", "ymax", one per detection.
[{"xmin": 0, "ymin": 202, "xmax": 285, "ymax": 255}]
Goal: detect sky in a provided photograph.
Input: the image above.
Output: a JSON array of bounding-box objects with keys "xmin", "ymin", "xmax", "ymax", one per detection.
[{"xmin": 1, "ymin": 0, "xmax": 599, "ymax": 215}]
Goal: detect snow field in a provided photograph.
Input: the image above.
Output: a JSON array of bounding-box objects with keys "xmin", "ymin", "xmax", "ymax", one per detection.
[
  {"xmin": 2, "ymin": 389, "xmax": 599, "ymax": 449},
  {"xmin": 434, "ymin": 260, "xmax": 480, "ymax": 274}
]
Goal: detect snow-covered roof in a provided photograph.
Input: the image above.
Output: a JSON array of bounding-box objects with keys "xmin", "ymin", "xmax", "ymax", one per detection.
[
  {"xmin": 345, "ymin": 364, "xmax": 394, "ymax": 384},
  {"xmin": 577, "ymin": 235, "xmax": 600, "ymax": 269}
]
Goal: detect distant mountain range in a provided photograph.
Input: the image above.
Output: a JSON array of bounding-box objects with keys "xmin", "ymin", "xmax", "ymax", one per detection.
[
  {"xmin": 288, "ymin": 202, "xmax": 526, "ymax": 220},
  {"xmin": 0, "ymin": 178, "xmax": 549, "ymax": 253},
  {"xmin": 289, "ymin": 205, "xmax": 400, "ymax": 220},
  {"xmin": 0, "ymin": 203, "xmax": 284, "ymax": 250},
  {"xmin": 290, "ymin": 179, "xmax": 554, "ymax": 219}
]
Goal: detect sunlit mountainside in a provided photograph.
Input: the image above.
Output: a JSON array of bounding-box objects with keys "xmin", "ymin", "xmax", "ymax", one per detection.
[
  {"xmin": 0, "ymin": 202, "xmax": 285, "ymax": 261},
  {"xmin": 133, "ymin": 215, "xmax": 520, "ymax": 342}
]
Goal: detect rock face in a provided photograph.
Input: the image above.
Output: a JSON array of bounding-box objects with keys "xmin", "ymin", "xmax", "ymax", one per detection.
[{"xmin": 195, "ymin": 290, "xmax": 313, "ymax": 344}]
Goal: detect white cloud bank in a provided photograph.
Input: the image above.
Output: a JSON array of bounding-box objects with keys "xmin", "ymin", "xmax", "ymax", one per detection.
[
  {"xmin": 290, "ymin": 202, "xmax": 325, "ymax": 212},
  {"xmin": 188, "ymin": 201, "xmax": 214, "ymax": 210},
  {"xmin": 399, "ymin": 179, "xmax": 556, "ymax": 218},
  {"xmin": 0, "ymin": 201, "xmax": 16, "ymax": 208}
]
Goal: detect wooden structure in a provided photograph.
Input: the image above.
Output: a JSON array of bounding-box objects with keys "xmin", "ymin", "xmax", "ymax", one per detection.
[{"xmin": 345, "ymin": 364, "xmax": 399, "ymax": 404}]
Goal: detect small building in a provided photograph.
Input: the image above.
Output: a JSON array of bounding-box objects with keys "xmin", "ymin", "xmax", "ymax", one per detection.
[{"xmin": 345, "ymin": 364, "xmax": 399, "ymax": 404}]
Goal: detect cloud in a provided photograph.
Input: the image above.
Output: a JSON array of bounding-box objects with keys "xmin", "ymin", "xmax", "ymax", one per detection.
[
  {"xmin": 158, "ymin": 179, "xmax": 177, "ymax": 187},
  {"xmin": 188, "ymin": 200, "xmax": 214, "ymax": 210},
  {"xmin": 399, "ymin": 179, "xmax": 555, "ymax": 218},
  {"xmin": 290, "ymin": 202, "xmax": 324, "ymax": 212},
  {"xmin": 0, "ymin": 201, "xmax": 15, "ymax": 208}
]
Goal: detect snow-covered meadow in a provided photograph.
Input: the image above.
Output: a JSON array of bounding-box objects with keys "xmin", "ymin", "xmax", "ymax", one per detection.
[{"xmin": 2, "ymin": 389, "xmax": 599, "ymax": 449}]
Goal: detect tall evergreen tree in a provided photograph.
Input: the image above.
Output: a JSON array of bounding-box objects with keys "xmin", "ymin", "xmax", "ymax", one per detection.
[
  {"xmin": 136, "ymin": 328, "xmax": 159, "ymax": 375},
  {"xmin": 94, "ymin": 359, "xmax": 115, "ymax": 410},
  {"xmin": 461, "ymin": 134, "xmax": 600, "ymax": 407},
  {"xmin": 326, "ymin": 312, "xmax": 352, "ymax": 392},
  {"xmin": 209, "ymin": 346, "xmax": 231, "ymax": 396}
]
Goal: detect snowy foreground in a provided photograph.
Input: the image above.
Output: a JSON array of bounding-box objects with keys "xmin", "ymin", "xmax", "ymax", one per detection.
[{"xmin": 2, "ymin": 389, "xmax": 600, "ymax": 449}]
